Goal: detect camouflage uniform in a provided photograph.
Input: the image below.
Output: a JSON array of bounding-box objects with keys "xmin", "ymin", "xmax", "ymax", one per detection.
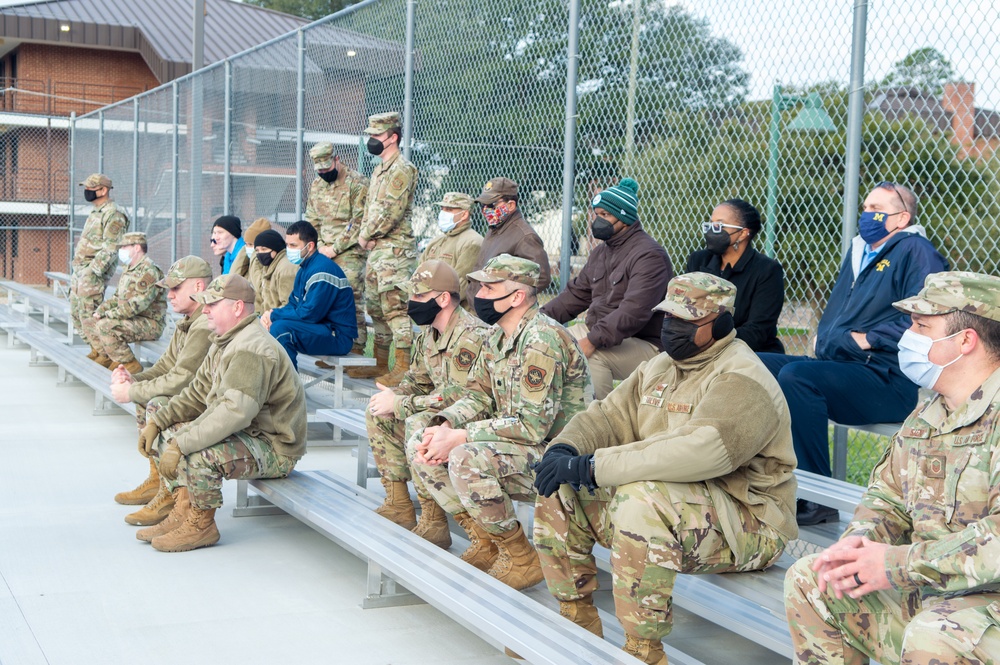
[
  {"xmin": 94, "ymin": 234, "xmax": 167, "ymax": 364},
  {"xmin": 785, "ymin": 271, "xmax": 1000, "ymax": 665},
  {"xmin": 422, "ymin": 192, "xmax": 483, "ymax": 311},
  {"xmin": 307, "ymin": 142, "xmax": 370, "ymax": 347},
  {"xmin": 71, "ymin": 173, "xmax": 129, "ymax": 348},
  {"xmin": 408, "ymin": 255, "xmax": 593, "ymax": 534},
  {"xmin": 360, "ymin": 113, "xmax": 419, "ymax": 352}
]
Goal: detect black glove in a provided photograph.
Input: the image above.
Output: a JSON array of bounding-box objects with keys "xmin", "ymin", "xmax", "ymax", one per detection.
[{"xmin": 532, "ymin": 444, "xmax": 595, "ymax": 497}]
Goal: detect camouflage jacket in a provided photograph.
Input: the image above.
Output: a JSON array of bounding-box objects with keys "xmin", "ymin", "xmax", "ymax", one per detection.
[
  {"xmin": 129, "ymin": 307, "xmax": 213, "ymax": 405},
  {"xmin": 393, "ymin": 307, "xmax": 489, "ymax": 420},
  {"xmin": 95, "ymin": 255, "xmax": 167, "ymax": 324},
  {"xmin": 72, "ymin": 200, "xmax": 129, "ymax": 280},
  {"xmin": 307, "ymin": 169, "xmax": 369, "ymax": 256},
  {"xmin": 435, "ymin": 305, "xmax": 593, "ymax": 445},
  {"xmin": 359, "ymin": 151, "xmax": 417, "ymax": 249},
  {"xmin": 848, "ymin": 366, "xmax": 1000, "ymax": 600},
  {"xmin": 421, "ymin": 224, "xmax": 484, "ymax": 310}
]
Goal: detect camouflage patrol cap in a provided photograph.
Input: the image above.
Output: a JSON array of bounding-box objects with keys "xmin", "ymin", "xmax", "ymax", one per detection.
[
  {"xmin": 309, "ymin": 142, "xmax": 335, "ymax": 170},
  {"xmin": 363, "ymin": 112, "xmax": 401, "ymax": 136},
  {"xmin": 118, "ymin": 232, "xmax": 146, "ymax": 246},
  {"xmin": 894, "ymin": 271, "xmax": 1000, "ymax": 323},
  {"xmin": 468, "ymin": 253, "xmax": 540, "ymax": 288},
  {"xmin": 474, "ymin": 177, "xmax": 518, "ymax": 205},
  {"xmin": 191, "ymin": 274, "xmax": 255, "ymax": 305},
  {"xmin": 79, "ymin": 173, "xmax": 113, "ymax": 189},
  {"xmin": 410, "ymin": 260, "xmax": 460, "ymax": 296},
  {"xmin": 435, "ymin": 192, "xmax": 474, "ymax": 211},
  {"xmin": 157, "ymin": 255, "xmax": 214, "ymax": 288},
  {"xmin": 654, "ymin": 272, "xmax": 736, "ymax": 321}
]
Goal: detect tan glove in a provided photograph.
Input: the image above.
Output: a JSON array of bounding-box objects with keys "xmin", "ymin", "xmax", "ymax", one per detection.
[
  {"xmin": 139, "ymin": 422, "xmax": 161, "ymax": 457},
  {"xmin": 159, "ymin": 442, "xmax": 183, "ymax": 481}
]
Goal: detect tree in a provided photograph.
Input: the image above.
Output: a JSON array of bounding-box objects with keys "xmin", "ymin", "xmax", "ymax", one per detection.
[
  {"xmin": 881, "ymin": 47, "xmax": 955, "ymax": 94},
  {"xmin": 244, "ymin": 0, "xmax": 354, "ymax": 21}
]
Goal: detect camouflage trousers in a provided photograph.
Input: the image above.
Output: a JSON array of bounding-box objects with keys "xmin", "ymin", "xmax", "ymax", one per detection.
[
  {"xmin": 69, "ymin": 267, "xmax": 107, "ymax": 347},
  {"xmin": 534, "ymin": 480, "xmax": 785, "ymax": 641},
  {"xmin": 407, "ymin": 434, "xmax": 545, "ymax": 535},
  {"xmin": 95, "ymin": 316, "xmax": 165, "ymax": 364},
  {"xmin": 366, "ymin": 408, "xmax": 439, "ymax": 490},
  {"xmin": 785, "ymin": 554, "xmax": 1000, "ymax": 665},
  {"xmin": 334, "ymin": 248, "xmax": 368, "ymax": 348},
  {"xmin": 363, "ymin": 246, "xmax": 416, "ymax": 351}
]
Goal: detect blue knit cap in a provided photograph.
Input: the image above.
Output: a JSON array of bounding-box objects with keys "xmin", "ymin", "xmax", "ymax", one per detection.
[{"xmin": 591, "ymin": 178, "xmax": 639, "ymax": 225}]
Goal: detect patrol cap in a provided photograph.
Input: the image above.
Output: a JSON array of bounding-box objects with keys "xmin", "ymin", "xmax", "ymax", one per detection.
[
  {"xmin": 191, "ymin": 274, "xmax": 255, "ymax": 304},
  {"xmin": 79, "ymin": 173, "xmax": 113, "ymax": 189},
  {"xmin": 468, "ymin": 253, "xmax": 540, "ymax": 288},
  {"xmin": 118, "ymin": 232, "xmax": 146, "ymax": 246},
  {"xmin": 309, "ymin": 142, "xmax": 335, "ymax": 170},
  {"xmin": 363, "ymin": 112, "xmax": 401, "ymax": 136},
  {"xmin": 894, "ymin": 271, "xmax": 1000, "ymax": 323},
  {"xmin": 474, "ymin": 177, "xmax": 518, "ymax": 205},
  {"xmin": 410, "ymin": 260, "xmax": 460, "ymax": 296},
  {"xmin": 435, "ymin": 192, "xmax": 474, "ymax": 211},
  {"xmin": 157, "ymin": 255, "xmax": 213, "ymax": 288},
  {"xmin": 654, "ymin": 272, "xmax": 736, "ymax": 321}
]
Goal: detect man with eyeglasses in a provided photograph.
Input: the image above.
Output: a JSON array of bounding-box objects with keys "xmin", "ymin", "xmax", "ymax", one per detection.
[
  {"xmin": 465, "ymin": 177, "xmax": 551, "ymax": 305},
  {"xmin": 758, "ymin": 181, "xmax": 947, "ymax": 526}
]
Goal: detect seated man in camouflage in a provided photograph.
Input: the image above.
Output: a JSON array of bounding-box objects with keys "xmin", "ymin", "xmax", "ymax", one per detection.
[
  {"xmin": 409, "ymin": 254, "xmax": 592, "ymax": 590},
  {"xmin": 366, "ymin": 260, "xmax": 488, "ymax": 547},
  {"xmin": 421, "ymin": 192, "xmax": 483, "ymax": 310},
  {"xmin": 92, "ymin": 232, "xmax": 167, "ymax": 373},
  {"xmin": 135, "ymin": 275, "xmax": 307, "ymax": 552},
  {"xmin": 531, "ymin": 272, "xmax": 797, "ymax": 665}
]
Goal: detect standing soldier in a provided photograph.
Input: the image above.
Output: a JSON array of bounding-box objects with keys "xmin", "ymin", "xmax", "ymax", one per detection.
[
  {"xmin": 421, "ymin": 192, "xmax": 483, "ymax": 310},
  {"xmin": 71, "ymin": 173, "xmax": 129, "ymax": 362},
  {"xmin": 347, "ymin": 112, "xmax": 418, "ymax": 386},
  {"xmin": 92, "ymin": 232, "xmax": 167, "ymax": 373},
  {"xmin": 307, "ymin": 143, "xmax": 369, "ymax": 355}
]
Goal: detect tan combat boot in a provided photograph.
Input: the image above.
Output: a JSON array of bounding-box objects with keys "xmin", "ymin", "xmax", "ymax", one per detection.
[
  {"xmin": 560, "ymin": 597, "xmax": 603, "ymax": 637},
  {"xmin": 346, "ymin": 344, "xmax": 390, "ymax": 380},
  {"xmin": 86, "ymin": 346, "xmax": 100, "ymax": 360},
  {"xmin": 350, "ymin": 342, "xmax": 366, "ymax": 356},
  {"xmin": 123, "ymin": 359, "xmax": 143, "ymax": 374},
  {"xmin": 486, "ymin": 522, "xmax": 544, "ymax": 590},
  {"xmin": 151, "ymin": 506, "xmax": 220, "ymax": 552},
  {"xmin": 374, "ymin": 478, "xmax": 417, "ymax": 529},
  {"xmin": 411, "ymin": 497, "xmax": 452, "ymax": 549},
  {"xmin": 93, "ymin": 353, "xmax": 114, "ymax": 368},
  {"xmin": 623, "ymin": 635, "xmax": 668, "ymax": 665},
  {"xmin": 453, "ymin": 512, "xmax": 499, "ymax": 572},
  {"xmin": 136, "ymin": 487, "xmax": 190, "ymax": 542},
  {"xmin": 124, "ymin": 480, "xmax": 175, "ymax": 526},
  {"xmin": 376, "ymin": 348, "xmax": 410, "ymax": 387},
  {"xmin": 114, "ymin": 458, "xmax": 160, "ymax": 505}
]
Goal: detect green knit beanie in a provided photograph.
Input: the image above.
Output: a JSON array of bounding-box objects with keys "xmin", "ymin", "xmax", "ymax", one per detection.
[{"xmin": 592, "ymin": 178, "xmax": 639, "ymax": 225}]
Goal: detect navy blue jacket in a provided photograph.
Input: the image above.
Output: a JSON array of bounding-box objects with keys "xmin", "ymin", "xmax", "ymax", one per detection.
[
  {"xmin": 270, "ymin": 251, "xmax": 358, "ymax": 340},
  {"xmin": 816, "ymin": 226, "xmax": 947, "ymax": 375}
]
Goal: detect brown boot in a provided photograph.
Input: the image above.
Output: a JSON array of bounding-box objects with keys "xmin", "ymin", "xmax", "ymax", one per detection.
[
  {"xmin": 346, "ymin": 344, "xmax": 390, "ymax": 380},
  {"xmin": 486, "ymin": 522, "xmax": 543, "ymax": 590},
  {"xmin": 93, "ymin": 353, "xmax": 114, "ymax": 368},
  {"xmin": 374, "ymin": 478, "xmax": 416, "ymax": 529},
  {"xmin": 114, "ymin": 458, "xmax": 160, "ymax": 505},
  {"xmin": 351, "ymin": 342, "xmax": 366, "ymax": 356},
  {"xmin": 623, "ymin": 635, "xmax": 668, "ymax": 665},
  {"xmin": 411, "ymin": 497, "xmax": 452, "ymax": 549},
  {"xmin": 136, "ymin": 487, "xmax": 190, "ymax": 542},
  {"xmin": 124, "ymin": 480, "xmax": 175, "ymax": 526},
  {"xmin": 86, "ymin": 346, "xmax": 100, "ymax": 360},
  {"xmin": 376, "ymin": 348, "xmax": 410, "ymax": 387},
  {"xmin": 123, "ymin": 359, "xmax": 143, "ymax": 374},
  {"xmin": 453, "ymin": 512, "xmax": 498, "ymax": 572},
  {"xmin": 151, "ymin": 506, "xmax": 220, "ymax": 552},
  {"xmin": 560, "ymin": 597, "xmax": 603, "ymax": 637}
]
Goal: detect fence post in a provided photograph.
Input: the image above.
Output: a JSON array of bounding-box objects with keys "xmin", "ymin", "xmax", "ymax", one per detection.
[
  {"xmin": 132, "ymin": 98, "xmax": 140, "ymax": 224},
  {"xmin": 171, "ymin": 81, "xmax": 180, "ymax": 264},
  {"xmin": 841, "ymin": 0, "xmax": 869, "ymax": 260},
  {"xmin": 559, "ymin": 0, "xmax": 581, "ymax": 290},
  {"xmin": 623, "ymin": 0, "xmax": 642, "ymax": 173},
  {"xmin": 97, "ymin": 110, "xmax": 105, "ymax": 173},
  {"xmin": 224, "ymin": 59, "xmax": 232, "ymax": 216},
  {"xmin": 68, "ymin": 111, "xmax": 76, "ymax": 272},
  {"xmin": 401, "ymin": 0, "xmax": 416, "ymax": 160},
  {"xmin": 295, "ymin": 29, "xmax": 306, "ymax": 220}
]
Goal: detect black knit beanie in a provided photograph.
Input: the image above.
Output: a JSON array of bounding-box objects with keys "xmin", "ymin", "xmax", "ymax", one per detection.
[
  {"xmin": 213, "ymin": 215, "xmax": 242, "ymax": 239},
  {"xmin": 254, "ymin": 229, "xmax": 286, "ymax": 253}
]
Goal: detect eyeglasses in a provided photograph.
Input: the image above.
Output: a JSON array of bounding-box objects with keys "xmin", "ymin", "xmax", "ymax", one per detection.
[
  {"xmin": 701, "ymin": 222, "xmax": 744, "ymax": 234},
  {"xmin": 876, "ymin": 181, "xmax": 908, "ymax": 214}
]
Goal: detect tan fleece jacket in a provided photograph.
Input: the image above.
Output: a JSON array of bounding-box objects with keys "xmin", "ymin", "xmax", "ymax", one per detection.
[{"xmin": 129, "ymin": 307, "xmax": 213, "ymax": 406}]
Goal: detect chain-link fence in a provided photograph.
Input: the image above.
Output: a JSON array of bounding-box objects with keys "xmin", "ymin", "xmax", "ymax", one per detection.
[{"xmin": 61, "ymin": 0, "xmax": 1000, "ymax": 481}]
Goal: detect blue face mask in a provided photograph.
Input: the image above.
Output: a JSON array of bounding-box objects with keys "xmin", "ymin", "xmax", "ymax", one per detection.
[
  {"xmin": 858, "ymin": 211, "xmax": 898, "ymax": 245},
  {"xmin": 897, "ymin": 328, "xmax": 964, "ymax": 390},
  {"xmin": 286, "ymin": 247, "xmax": 303, "ymax": 265}
]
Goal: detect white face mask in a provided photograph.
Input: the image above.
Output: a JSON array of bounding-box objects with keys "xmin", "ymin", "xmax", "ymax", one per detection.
[
  {"xmin": 438, "ymin": 210, "xmax": 457, "ymax": 234},
  {"xmin": 897, "ymin": 328, "xmax": 965, "ymax": 390},
  {"xmin": 118, "ymin": 248, "xmax": 132, "ymax": 265}
]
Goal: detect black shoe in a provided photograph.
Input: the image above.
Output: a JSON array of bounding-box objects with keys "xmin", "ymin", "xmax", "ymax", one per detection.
[{"xmin": 796, "ymin": 499, "xmax": 840, "ymax": 527}]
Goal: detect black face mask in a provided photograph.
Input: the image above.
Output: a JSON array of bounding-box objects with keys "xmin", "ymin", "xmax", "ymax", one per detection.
[
  {"xmin": 407, "ymin": 297, "xmax": 442, "ymax": 326},
  {"xmin": 366, "ymin": 137, "xmax": 385, "ymax": 156},
  {"xmin": 591, "ymin": 218, "xmax": 616, "ymax": 241},
  {"xmin": 256, "ymin": 252, "xmax": 274, "ymax": 267},
  {"xmin": 83, "ymin": 189, "xmax": 99, "ymax": 202},
  {"xmin": 474, "ymin": 291, "xmax": 517, "ymax": 325},
  {"xmin": 319, "ymin": 169, "xmax": 338, "ymax": 184},
  {"xmin": 704, "ymin": 230, "xmax": 733, "ymax": 256},
  {"xmin": 660, "ymin": 317, "xmax": 708, "ymax": 361}
]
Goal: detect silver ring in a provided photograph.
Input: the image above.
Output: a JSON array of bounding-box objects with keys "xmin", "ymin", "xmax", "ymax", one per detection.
[{"xmin": 853, "ymin": 573, "xmax": 862, "ymax": 586}]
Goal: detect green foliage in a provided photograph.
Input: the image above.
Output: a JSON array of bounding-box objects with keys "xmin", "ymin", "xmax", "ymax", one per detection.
[
  {"xmin": 244, "ymin": 0, "xmax": 354, "ymax": 21},
  {"xmin": 880, "ymin": 47, "xmax": 955, "ymax": 95}
]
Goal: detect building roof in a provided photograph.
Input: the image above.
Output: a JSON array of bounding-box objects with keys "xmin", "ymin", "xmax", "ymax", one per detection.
[
  {"xmin": 868, "ymin": 86, "xmax": 1000, "ymax": 142},
  {"xmin": 0, "ymin": 0, "xmax": 308, "ymax": 82}
]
